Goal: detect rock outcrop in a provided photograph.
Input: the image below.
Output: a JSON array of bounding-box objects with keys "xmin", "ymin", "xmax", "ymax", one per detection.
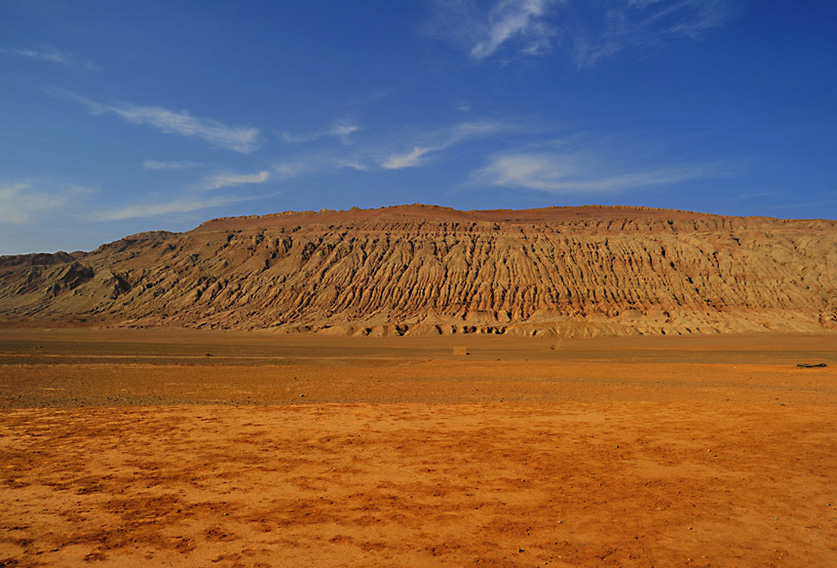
[{"xmin": 1, "ymin": 205, "xmax": 836, "ymax": 336}]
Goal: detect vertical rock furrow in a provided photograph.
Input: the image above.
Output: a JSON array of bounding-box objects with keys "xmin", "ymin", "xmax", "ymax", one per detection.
[{"xmin": 2, "ymin": 206, "xmax": 836, "ymax": 334}]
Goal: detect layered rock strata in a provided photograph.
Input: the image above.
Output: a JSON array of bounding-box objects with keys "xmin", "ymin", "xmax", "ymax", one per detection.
[{"xmin": 1, "ymin": 205, "xmax": 835, "ymax": 336}]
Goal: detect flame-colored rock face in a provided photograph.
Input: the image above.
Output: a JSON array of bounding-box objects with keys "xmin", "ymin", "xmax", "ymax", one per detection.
[{"xmin": 2, "ymin": 205, "xmax": 836, "ymax": 336}]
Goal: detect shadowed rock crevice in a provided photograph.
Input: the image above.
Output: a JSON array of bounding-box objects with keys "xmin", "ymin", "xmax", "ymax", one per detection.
[{"xmin": 1, "ymin": 205, "xmax": 836, "ymax": 336}]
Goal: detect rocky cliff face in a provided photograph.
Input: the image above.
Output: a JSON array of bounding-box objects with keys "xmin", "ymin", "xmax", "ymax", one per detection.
[{"xmin": 1, "ymin": 205, "xmax": 836, "ymax": 336}]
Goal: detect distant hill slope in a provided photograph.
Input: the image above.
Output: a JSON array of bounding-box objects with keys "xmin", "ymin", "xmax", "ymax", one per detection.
[{"xmin": 1, "ymin": 204, "xmax": 836, "ymax": 336}]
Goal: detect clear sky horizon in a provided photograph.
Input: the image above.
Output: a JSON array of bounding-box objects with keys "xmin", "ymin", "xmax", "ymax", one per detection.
[{"xmin": 2, "ymin": 1, "xmax": 836, "ymax": 254}]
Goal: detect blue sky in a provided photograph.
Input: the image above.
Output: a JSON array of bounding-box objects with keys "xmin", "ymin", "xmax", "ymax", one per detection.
[{"xmin": 2, "ymin": 1, "xmax": 836, "ymax": 254}]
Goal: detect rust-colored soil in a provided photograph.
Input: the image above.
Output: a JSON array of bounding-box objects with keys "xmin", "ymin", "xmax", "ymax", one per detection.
[{"xmin": 1, "ymin": 330, "xmax": 835, "ymax": 567}]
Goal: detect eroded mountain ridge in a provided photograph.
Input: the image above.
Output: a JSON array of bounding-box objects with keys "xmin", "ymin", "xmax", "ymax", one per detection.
[{"xmin": 2, "ymin": 204, "xmax": 836, "ymax": 336}]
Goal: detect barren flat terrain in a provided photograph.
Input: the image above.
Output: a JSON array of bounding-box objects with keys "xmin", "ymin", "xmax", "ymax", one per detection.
[{"xmin": 1, "ymin": 329, "xmax": 835, "ymax": 567}]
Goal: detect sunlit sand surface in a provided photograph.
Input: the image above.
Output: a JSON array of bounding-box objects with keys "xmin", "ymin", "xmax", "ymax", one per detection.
[{"xmin": 1, "ymin": 330, "xmax": 835, "ymax": 567}]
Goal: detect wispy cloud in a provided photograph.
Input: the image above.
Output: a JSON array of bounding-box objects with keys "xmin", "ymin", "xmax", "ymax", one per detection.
[
  {"xmin": 143, "ymin": 160, "xmax": 203, "ymax": 171},
  {"xmin": 271, "ymin": 120, "xmax": 504, "ymax": 179},
  {"xmin": 426, "ymin": 0, "xmax": 736, "ymax": 66},
  {"xmin": 94, "ymin": 195, "xmax": 244, "ymax": 221},
  {"xmin": 0, "ymin": 183, "xmax": 87, "ymax": 224},
  {"xmin": 381, "ymin": 122, "xmax": 501, "ymax": 169},
  {"xmin": 382, "ymin": 147, "xmax": 435, "ymax": 170},
  {"xmin": 274, "ymin": 155, "xmax": 368, "ymax": 181},
  {"xmin": 271, "ymin": 121, "xmax": 503, "ymax": 178},
  {"xmin": 342, "ymin": 86, "xmax": 399, "ymax": 108},
  {"xmin": 92, "ymin": 167, "xmax": 272, "ymax": 220},
  {"xmin": 426, "ymin": 0, "xmax": 557, "ymax": 61},
  {"xmin": 93, "ymin": 192, "xmax": 276, "ymax": 222},
  {"xmin": 0, "ymin": 45, "xmax": 95, "ymax": 69},
  {"xmin": 472, "ymin": 0, "xmax": 556, "ymax": 59},
  {"xmin": 274, "ymin": 159, "xmax": 319, "ymax": 181},
  {"xmin": 203, "ymin": 170, "xmax": 270, "ymax": 190},
  {"xmin": 51, "ymin": 89, "xmax": 262, "ymax": 153},
  {"xmin": 472, "ymin": 150, "xmax": 731, "ymax": 193},
  {"xmin": 1, "ymin": 45, "xmax": 70, "ymax": 64},
  {"xmin": 281, "ymin": 121, "xmax": 360, "ymax": 144},
  {"xmin": 569, "ymin": 0, "xmax": 737, "ymax": 67}
]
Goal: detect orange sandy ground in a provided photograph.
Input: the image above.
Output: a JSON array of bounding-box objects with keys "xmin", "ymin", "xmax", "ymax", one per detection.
[{"xmin": 0, "ymin": 330, "xmax": 835, "ymax": 567}]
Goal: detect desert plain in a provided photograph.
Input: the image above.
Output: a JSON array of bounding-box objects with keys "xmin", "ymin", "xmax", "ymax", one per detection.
[{"xmin": 0, "ymin": 328, "xmax": 834, "ymax": 567}]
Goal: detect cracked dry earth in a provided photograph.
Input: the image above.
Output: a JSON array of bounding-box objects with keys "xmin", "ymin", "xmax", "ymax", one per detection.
[{"xmin": 0, "ymin": 331, "xmax": 835, "ymax": 567}]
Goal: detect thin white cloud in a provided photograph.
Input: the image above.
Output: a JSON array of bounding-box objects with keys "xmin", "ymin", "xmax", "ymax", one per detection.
[
  {"xmin": 92, "ymin": 167, "xmax": 273, "ymax": 221},
  {"xmin": 656, "ymin": 0, "xmax": 734, "ymax": 38},
  {"xmin": 338, "ymin": 160, "xmax": 369, "ymax": 172},
  {"xmin": 2, "ymin": 45, "xmax": 69, "ymax": 64},
  {"xmin": 143, "ymin": 160, "xmax": 202, "ymax": 170},
  {"xmin": 51, "ymin": 89, "xmax": 262, "ymax": 153},
  {"xmin": 281, "ymin": 121, "xmax": 360, "ymax": 144},
  {"xmin": 381, "ymin": 121, "xmax": 501, "ymax": 169},
  {"xmin": 0, "ymin": 45, "xmax": 97, "ymax": 70},
  {"xmin": 343, "ymin": 86, "xmax": 399, "ymax": 108},
  {"xmin": 93, "ymin": 192, "xmax": 274, "ymax": 222},
  {"xmin": 274, "ymin": 160, "xmax": 315, "ymax": 181},
  {"xmin": 382, "ymin": 147, "xmax": 434, "ymax": 170},
  {"xmin": 472, "ymin": 151, "xmax": 730, "ymax": 193},
  {"xmin": 0, "ymin": 184, "xmax": 65, "ymax": 224},
  {"xmin": 426, "ymin": 0, "xmax": 557, "ymax": 61},
  {"xmin": 274, "ymin": 155, "xmax": 368, "ymax": 181},
  {"xmin": 570, "ymin": 0, "xmax": 737, "ymax": 67},
  {"xmin": 272, "ymin": 121, "xmax": 503, "ymax": 178},
  {"xmin": 331, "ymin": 124, "xmax": 360, "ymax": 139},
  {"xmin": 471, "ymin": 0, "xmax": 556, "ymax": 60},
  {"xmin": 427, "ymin": 0, "xmax": 736, "ymax": 66},
  {"xmin": 109, "ymin": 106, "xmax": 261, "ymax": 153},
  {"xmin": 0, "ymin": 183, "xmax": 91, "ymax": 224},
  {"xmin": 203, "ymin": 170, "xmax": 270, "ymax": 191},
  {"xmin": 94, "ymin": 196, "xmax": 240, "ymax": 221}
]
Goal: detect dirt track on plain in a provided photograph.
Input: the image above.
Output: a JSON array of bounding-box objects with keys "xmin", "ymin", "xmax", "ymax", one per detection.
[{"xmin": 1, "ymin": 330, "xmax": 835, "ymax": 567}]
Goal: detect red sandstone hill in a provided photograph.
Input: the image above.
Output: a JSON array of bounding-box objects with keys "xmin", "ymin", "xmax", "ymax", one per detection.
[{"xmin": 1, "ymin": 204, "xmax": 836, "ymax": 336}]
